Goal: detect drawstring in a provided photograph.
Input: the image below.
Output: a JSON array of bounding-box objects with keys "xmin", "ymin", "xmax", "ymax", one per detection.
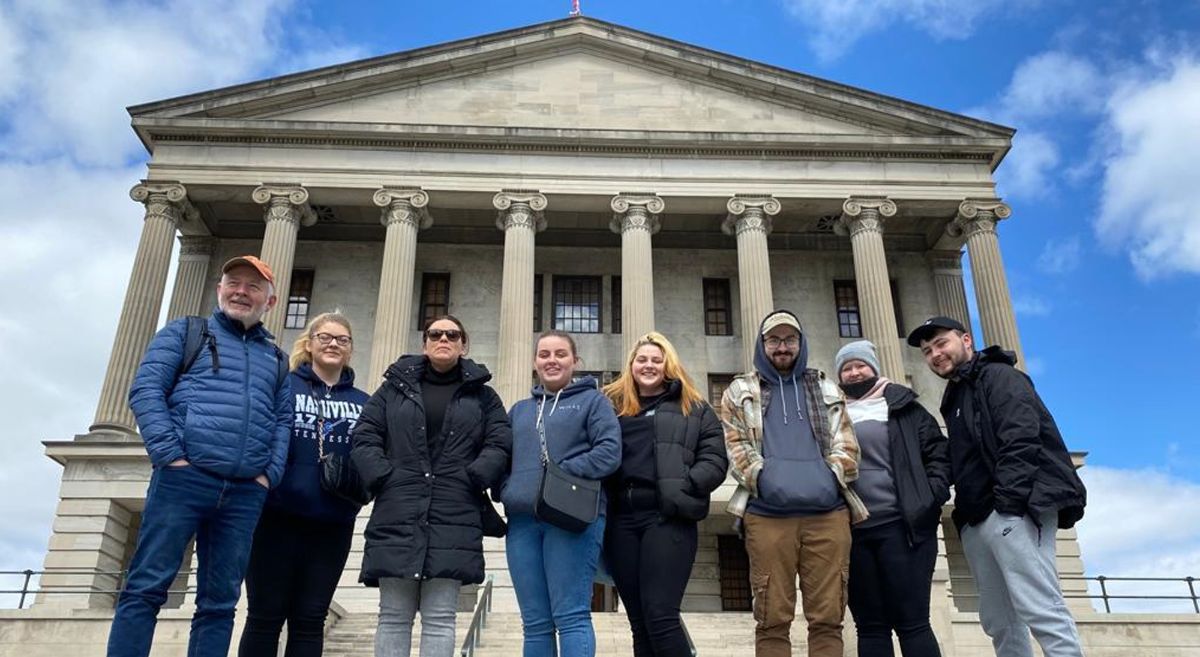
[
  {"xmin": 536, "ymin": 388, "xmax": 564, "ymax": 429},
  {"xmin": 773, "ymin": 372, "xmax": 804, "ymax": 425}
]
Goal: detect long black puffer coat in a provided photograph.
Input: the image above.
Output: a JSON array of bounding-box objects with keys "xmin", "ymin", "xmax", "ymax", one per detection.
[{"xmin": 351, "ymin": 355, "xmax": 511, "ymax": 586}]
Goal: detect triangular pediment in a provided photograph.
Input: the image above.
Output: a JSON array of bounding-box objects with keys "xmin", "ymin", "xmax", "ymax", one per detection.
[
  {"xmin": 258, "ymin": 49, "xmax": 886, "ymax": 135},
  {"xmin": 130, "ymin": 17, "xmax": 1012, "ymax": 157}
]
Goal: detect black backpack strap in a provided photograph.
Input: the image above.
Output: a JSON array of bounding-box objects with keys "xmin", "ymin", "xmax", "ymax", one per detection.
[
  {"xmin": 273, "ymin": 345, "xmax": 289, "ymax": 389},
  {"xmin": 174, "ymin": 316, "xmax": 218, "ymax": 387}
]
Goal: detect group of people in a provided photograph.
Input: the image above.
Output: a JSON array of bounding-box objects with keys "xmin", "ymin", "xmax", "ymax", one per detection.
[{"xmin": 105, "ymin": 254, "xmax": 1088, "ymax": 657}]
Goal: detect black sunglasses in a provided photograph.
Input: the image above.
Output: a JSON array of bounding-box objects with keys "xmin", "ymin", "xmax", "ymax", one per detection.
[{"xmin": 425, "ymin": 328, "xmax": 463, "ymax": 343}]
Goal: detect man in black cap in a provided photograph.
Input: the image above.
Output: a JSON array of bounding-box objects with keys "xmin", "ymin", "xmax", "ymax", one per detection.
[{"xmin": 907, "ymin": 317, "xmax": 1087, "ymax": 657}]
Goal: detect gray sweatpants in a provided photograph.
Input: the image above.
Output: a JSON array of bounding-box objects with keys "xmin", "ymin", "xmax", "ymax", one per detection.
[
  {"xmin": 960, "ymin": 510, "xmax": 1085, "ymax": 657},
  {"xmin": 376, "ymin": 577, "xmax": 461, "ymax": 657}
]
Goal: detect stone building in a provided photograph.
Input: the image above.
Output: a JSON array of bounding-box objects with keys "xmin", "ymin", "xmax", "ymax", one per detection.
[{"xmin": 6, "ymin": 15, "xmax": 1198, "ymax": 657}]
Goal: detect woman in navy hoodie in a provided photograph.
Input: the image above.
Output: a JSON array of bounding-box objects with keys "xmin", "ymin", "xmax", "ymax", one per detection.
[
  {"xmin": 501, "ymin": 330, "xmax": 622, "ymax": 657},
  {"xmin": 238, "ymin": 312, "xmax": 369, "ymax": 657}
]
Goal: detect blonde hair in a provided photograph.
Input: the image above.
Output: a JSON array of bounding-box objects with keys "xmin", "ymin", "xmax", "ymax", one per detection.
[
  {"xmin": 289, "ymin": 312, "xmax": 354, "ymax": 371},
  {"xmin": 603, "ymin": 331, "xmax": 704, "ymax": 417}
]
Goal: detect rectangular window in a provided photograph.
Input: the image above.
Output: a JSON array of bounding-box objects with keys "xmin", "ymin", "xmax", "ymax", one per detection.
[
  {"xmin": 418, "ymin": 273, "xmax": 451, "ymax": 330},
  {"xmin": 834, "ymin": 280, "xmax": 863, "ymax": 338},
  {"xmin": 534, "ymin": 274, "xmax": 544, "ymax": 332},
  {"xmin": 707, "ymin": 374, "xmax": 735, "ymax": 407},
  {"xmin": 575, "ymin": 371, "xmax": 619, "ymax": 388},
  {"xmin": 611, "ymin": 276, "xmax": 622, "ymax": 334},
  {"xmin": 703, "ymin": 278, "xmax": 733, "ymax": 336},
  {"xmin": 284, "ymin": 269, "xmax": 314, "ymax": 329},
  {"xmin": 553, "ymin": 276, "xmax": 602, "ymax": 333}
]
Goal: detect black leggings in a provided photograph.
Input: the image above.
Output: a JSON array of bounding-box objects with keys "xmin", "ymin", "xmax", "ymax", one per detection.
[
  {"xmin": 237, "ymin": 509, "xmax": 354, "ymax": 657},
  {"xmin": 604, "ymin": 506, "xmax": 698, "ymax": 657},
  {"xmin": 848, "ymin": 519, "xmax": 942, "ymax": 657}
]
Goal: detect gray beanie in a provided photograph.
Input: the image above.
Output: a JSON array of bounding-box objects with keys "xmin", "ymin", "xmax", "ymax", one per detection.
[{"xmin": 835, "ymin": 340, "xmax": 880, "ymax": 378}]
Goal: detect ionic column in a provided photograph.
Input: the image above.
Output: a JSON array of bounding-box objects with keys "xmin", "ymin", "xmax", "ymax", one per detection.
[
  {"xmin": 838, "ymin": 197, "xmax": 905, "ymax": 382},
  {"xmin": 253, "ymin": 184, "xmax": 316, "ymax": 339},
  {"xmin": 493, "ymin": 191, "xmax": 548, "ymax": 407},
  {"xmin": 367, "ymin": 188, "xmax": 432, "ymax": 390},
  {"xmin": 950, "ymin": 199, "xmax": 1025, "ymax": 368},
  {"xmin": 722, "ymin": 195, "xmax": 780, "ymax": 369},
  {"xmin": 166, "ymin": 235, "xmax": 214, "ymax": 321},
  {"xmin": 610, "ymin": 193, "xmax": 664, "ymax": 355},
  {"xmin": 90, "ymin": 182, "xmax": 192, "ymax": 435},
  {"xmin": 928, "ymin": 249, "xmax": 971, "ymax": 329}
]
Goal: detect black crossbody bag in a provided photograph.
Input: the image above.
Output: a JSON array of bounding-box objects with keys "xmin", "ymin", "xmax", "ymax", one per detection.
[
  {"xmin": 314, "ymin": 383, "xmax": 371, "ymax": 507},
  {"xmin": 534, "ymin": 407, "xmax": 600, "ymax": 533}
]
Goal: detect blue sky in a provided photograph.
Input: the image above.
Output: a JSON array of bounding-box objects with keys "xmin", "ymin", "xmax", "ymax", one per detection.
[{"xmin": 1, "ymin": 0, "xmax": 1198, "ymax": 609}]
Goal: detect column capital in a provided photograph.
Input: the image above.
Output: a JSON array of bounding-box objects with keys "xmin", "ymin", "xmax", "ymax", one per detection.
[
  {"xmin": 837, "ymin": 196, "xmax": 896, "ymax": 236},
  {"xmin": 252, "ymin": 184, "xmax": 317, "ymax": 227},
  {"xmin": 949, "ymin": 198, "xmax": 1011, "ymax": 238},
  {"xmin": 493, "ymin": 190, "xmax": 548, "ymax": 232},
  {"xmin": 609, "ymin": 193, "xmax": 664, "ymax": 235},
  {"xmin": 373, "ymin": 187, "xmax": 433, "ymax": 229},
  {"xmin": 130, "ymin": 181, "xmax": 198, "ymax": 226},
  {"xmin": 722, "ymin": 195, "xmax": 780, "ymax": 236},
  {"xmin": 177, "ymin": 235, "xmax": 215, "ymax": 258}
]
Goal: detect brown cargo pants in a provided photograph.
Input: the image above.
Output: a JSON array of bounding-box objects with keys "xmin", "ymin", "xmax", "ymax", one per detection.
[{"xmin": 743, "ymin": 508, "xmax": 852, "ymax": 657}]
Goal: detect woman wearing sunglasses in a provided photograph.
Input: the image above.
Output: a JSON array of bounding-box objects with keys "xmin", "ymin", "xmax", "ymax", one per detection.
[
  {"xmin": 239, "ymin": 312, "xmax": 369, "ymax": 657},
  {"xmin": 351, "ymin": 315, "xmax": 512, "ymax": 657}
]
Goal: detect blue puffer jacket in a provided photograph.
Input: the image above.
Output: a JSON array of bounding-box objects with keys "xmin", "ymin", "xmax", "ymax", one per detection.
[{"xmin": 128, "ymin": 309, "xmax": 292, "ymax": 486}]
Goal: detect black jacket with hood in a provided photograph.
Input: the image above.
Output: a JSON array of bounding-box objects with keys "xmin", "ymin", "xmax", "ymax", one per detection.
[
  {"xmin": 940, "ymin": 346, "xmax": 1087, "ymax": 530},
  {"xmin": 606, "ymin": 380, "xmax": 730, "ymax": 521},
  {"xmin": 350, "ymin": 355, "xmax": 512, "ymax": 586}
]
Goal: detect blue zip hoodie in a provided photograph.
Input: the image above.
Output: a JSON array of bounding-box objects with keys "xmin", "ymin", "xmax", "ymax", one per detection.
[
  {"xmin": 266, "ymin": 362, "xmax": 369, "ymax": 524},
  {"xmin": 500, "ymin": 376, "xmax": 622, "ymax": 517},
  {"xmin": 746, "ymin": 312, "xmax": 843, "ymax": 517}
]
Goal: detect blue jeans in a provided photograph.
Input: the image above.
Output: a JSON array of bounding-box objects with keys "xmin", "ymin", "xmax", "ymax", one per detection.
[
  {"xmin": 108, "ymin": 465, "xmax": 268, "ymax": 657},
  {"xmin": 506, "ymin": 513, "xmax": 605, "ymax": 657}
]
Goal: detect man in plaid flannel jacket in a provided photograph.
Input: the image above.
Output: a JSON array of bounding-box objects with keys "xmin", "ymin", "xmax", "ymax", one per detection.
[{"xmin": 720, "ymin": 309, "xmax": 866, "ymax": 657}]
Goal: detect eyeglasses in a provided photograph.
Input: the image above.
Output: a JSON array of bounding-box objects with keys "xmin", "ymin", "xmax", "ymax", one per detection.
[
  {"xmin": 764, "ymin": 336, "xmax": 800, "ymax": 349},
  {"xmin": 426, "ymin": 329, "xmax": 463, "ymax": 343},
  {"xmin": 312, "ymin": 332, "xmax": 352, "ymax": 347}
]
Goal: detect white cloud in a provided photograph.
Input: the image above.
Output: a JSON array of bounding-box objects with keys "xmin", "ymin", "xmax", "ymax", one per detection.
[
  {"xmin": 995, "ymin": 130, "xmax": 1061, "ymax": 199},
  {"xmin": 1094, "ymin": 57, "xmax": 1200, "ymax": 279},
  {"xmin": 780, "ymin": 0, "xmax": 1040, "ymax": 62},
  {"xmin": 1011, "ymin": 293, "xmax": 1052, "ymax": 317},
  {"xmin": 1076, "ymin": 466, "xmax": 1200, "ymax": 612},
  {"xmin": 0, "ymin": 0, "xmax": 362, "ymax": 583},
  {"xmin": 1037, "ymin": 236, "xmax": 1083, "ymax": 274},
  {"xmin": 996, "ymin": 51, "xmax": 1106, "ymax": 121}
]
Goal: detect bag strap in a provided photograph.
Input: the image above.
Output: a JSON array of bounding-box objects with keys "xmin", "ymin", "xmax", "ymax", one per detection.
[
  {"xmin": 174, "ymin": 316, "xmax": 218, "ymax": 388},
  {"xmin": 311, "ymin": 380, "xmax": 328, "ymax": 462}
]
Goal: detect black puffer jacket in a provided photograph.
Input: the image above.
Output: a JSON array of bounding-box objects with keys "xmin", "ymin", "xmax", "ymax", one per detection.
[
  {"xmin": 351, "ymin": 355, "xmax": 511, "ymax": 586},
  {"xmin": 941, "ymin": 346, "xmax": 1087, "ymax": 530},
  {"xmin": 880, "ymin": 384, "xmax": 951, "ymax": 544},
  {"xmin": 608, "ymin": 381, "xmax": 730, "ymax": 521}
]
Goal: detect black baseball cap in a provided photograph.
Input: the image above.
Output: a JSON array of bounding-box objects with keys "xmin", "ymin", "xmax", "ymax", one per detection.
[{"xmin": 906, "ymin": 316, "xmax": 967, "ymax": 347}]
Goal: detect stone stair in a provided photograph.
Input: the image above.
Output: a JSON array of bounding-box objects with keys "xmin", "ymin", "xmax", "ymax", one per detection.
[{"xmin": 322, "ymin": 611, "xmax": 820, "ymax": 656}]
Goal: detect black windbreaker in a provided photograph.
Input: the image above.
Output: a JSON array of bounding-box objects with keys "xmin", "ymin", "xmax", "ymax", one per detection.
[
  {"xmin": 350, "ymin": 355, "xmax": 511, "ymax": 586},
  {"xmin": 940, "ymin": 346, "xmax": 1087, "ymax": 530}
]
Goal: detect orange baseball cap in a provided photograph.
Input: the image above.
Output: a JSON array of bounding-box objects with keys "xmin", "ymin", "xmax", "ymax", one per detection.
[{"xmin": 221, "ymin": 255, "xmax": 276, "ymax": 286}]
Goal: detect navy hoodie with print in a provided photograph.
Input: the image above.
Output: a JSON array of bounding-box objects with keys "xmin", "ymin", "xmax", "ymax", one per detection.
[
  {"xmin": 746, "ymin": 313, "xmax": 843, "ymax": 517},
  {"xmin": 500, "ymin": 376, "xmax": 622, "ymax": 517},
  {"xmin": 266, "ymin": 362, "xmax": 369, "ymax": 525}
]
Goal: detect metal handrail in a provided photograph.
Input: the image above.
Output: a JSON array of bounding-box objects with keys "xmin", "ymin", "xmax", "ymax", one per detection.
[
  {"xmin": 1059, "ymin": 575, "xmax": 1200, "ymax": 613},
  {"xmin": 459, "ymin": 575, "xmax": 494, "ymax": 657},
  {"xmin": 681, "ymin": 617, "xmax": 697, "ymax": 657},
  {"xmin": 0, "ymin": 569, "xmax": 197, "ymax": 609}
]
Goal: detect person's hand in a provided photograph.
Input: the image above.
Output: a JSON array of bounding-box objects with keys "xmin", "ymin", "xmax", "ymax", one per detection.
[
  {"xmin": 255, "ymin": 474, "xmax": 270, "ymax": 489},
  {"xmin": 168, "ymin": 459, "xmax": 190, "ymax": 467}
]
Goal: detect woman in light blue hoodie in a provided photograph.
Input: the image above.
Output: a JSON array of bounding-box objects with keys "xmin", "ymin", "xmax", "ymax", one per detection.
[{"xmin": 500, "ymin": 330, "xmax": 622, "ymax": 657}]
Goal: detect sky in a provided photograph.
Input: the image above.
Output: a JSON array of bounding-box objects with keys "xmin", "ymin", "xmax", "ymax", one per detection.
[{"xmin": 1, "ymin": 0, "xmax": 1198, "ymax": 611}]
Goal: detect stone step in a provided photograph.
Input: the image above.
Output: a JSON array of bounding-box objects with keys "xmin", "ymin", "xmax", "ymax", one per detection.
[{"xmin": 324, "ymin": 611, "xmax": 817, "ymax": 657}]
